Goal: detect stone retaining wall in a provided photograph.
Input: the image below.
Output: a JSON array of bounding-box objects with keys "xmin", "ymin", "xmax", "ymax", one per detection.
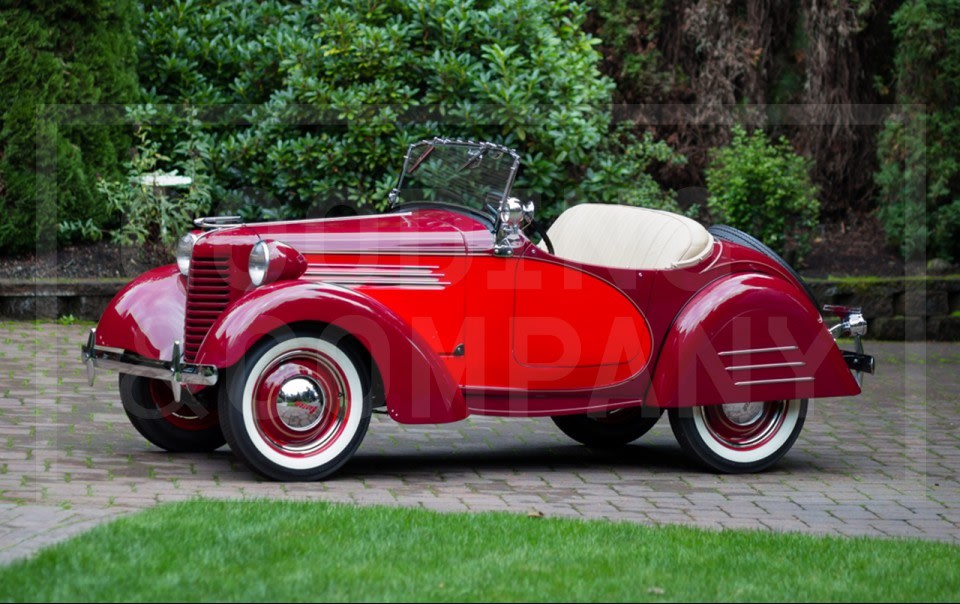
[
  {"xmin": 807, "ymin": 277, "xmax": 960, "ymax": 341},
  {"xmin": 0, "ymin": 279, "xmax": 127, "ymax": 323},
  {"xmin": 2, "ymin": 276, "xmax": 959, "ymax": 341}
]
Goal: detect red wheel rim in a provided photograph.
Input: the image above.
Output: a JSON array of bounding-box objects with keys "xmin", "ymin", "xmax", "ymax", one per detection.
[
  {"xmin": 251, "ymin": 349, "xmax": 350, "ymax": 457},
  {"xmin": 148, "ymin": 380, "xmax": 219, "ymax": 431},
  {"xmin": 701, "ymin": 401, "xmax": 787, "ymax": 451}
]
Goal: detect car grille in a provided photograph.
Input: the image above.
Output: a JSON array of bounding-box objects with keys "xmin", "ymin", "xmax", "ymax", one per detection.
[{"xmin": 184, "ymin": 255, "xmax": 231, "ymax": 362}]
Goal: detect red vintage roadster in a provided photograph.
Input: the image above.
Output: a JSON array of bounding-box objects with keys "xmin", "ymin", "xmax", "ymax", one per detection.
[{"xmin": 82, "ymin": 138, "xmax": 874, "ymax": 481}]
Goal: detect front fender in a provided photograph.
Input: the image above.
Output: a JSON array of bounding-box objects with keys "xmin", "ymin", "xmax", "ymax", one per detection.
[
  {"xmin": 94, "ymin": 264, "xmax": 185, "ymax": 360},
  {"xmin": 195, "ymin": 280, "xmax": 467, "ymax": 424},
  {"xmin": 647, "ymin": 273, "xmax": 860, "ymax": 407}
]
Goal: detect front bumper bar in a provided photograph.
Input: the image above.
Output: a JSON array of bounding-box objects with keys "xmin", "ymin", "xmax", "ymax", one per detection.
[{"xmin": 81, "ymin": 328, "xmax": 218, "ymax": 402}]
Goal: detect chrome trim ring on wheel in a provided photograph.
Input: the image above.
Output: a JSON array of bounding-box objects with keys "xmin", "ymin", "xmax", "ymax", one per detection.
[
  {"xmin": 241, "ymin": 337, "xmax": 363, "ymax": 471},
  {"xmin": 693, "ymin": 400, "xmax": 801, "ymax": 464}
]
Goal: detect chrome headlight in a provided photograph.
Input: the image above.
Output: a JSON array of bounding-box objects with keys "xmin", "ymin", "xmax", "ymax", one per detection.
[
  {"xmin": 247, "ymin": 240, "xmax": 307, "ymax": 287},
  {"xmin": 249, "ymin": 240, "xmax": 270, "ymax": 286},
  {"xmin": 176, "ymin": 232, "xmax": 199, "ymax": 276}
]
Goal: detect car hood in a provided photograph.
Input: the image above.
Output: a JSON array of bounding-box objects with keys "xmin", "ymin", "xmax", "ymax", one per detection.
[{"xmin": 199, "ymin": 209, "xmax": 494, "ymax": 256}]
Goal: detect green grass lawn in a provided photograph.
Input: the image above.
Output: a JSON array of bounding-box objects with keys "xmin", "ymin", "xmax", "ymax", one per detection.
[{"xmin": 1, "ymin": 499, "xmax": 958, "ymax": 602}]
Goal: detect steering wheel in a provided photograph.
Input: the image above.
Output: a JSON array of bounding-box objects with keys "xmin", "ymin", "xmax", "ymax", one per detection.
[{"xmin": 523, "ymin": 216, "xmax": 555, "ymax": 255}]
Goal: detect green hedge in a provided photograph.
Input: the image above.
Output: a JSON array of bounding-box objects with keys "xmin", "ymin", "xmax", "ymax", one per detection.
[
  {"xmin": 0, "ymin": 0, "xmax": 139, "ymax": 253},
  {"xmin": 136, "ymin": 0, "xmax": 682, "ymax": 224}
]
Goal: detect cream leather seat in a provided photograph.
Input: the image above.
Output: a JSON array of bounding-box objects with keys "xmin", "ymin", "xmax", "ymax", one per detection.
[{"xmin": 544, "ymin": 203, "xmax": 715, "ymax": 270}]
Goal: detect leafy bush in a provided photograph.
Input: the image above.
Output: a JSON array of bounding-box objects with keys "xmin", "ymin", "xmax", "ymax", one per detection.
[
  {"xmin": 574, "ymin": 127, "xmax": 687, "ymax": 217},
  {"xmin": 97, "ymin": 107, "xmax": 212, "ymax": 249},
  {"xmin": 136, "ymin": 0, "xmax": 680, "ymax": 223},
  {"xmin": 0, "ymin": 0, "xmax": 139, "ymax": 253},
  {"xmin": 705, "ymin": 125, "xmax": 820, "ymax": 262},
  {"xmin": 875, "ymin": 0, "xmax": 960, "ymax": 262}
]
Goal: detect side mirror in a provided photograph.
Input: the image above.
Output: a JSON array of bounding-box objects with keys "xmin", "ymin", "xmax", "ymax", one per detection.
[
  {"xmin": 494, "ymin": 197, "xmax": 526, "ymax": 256},
  {"xmin": 522, "ymin": 200, "xmax": 535, "ymax": 225}
]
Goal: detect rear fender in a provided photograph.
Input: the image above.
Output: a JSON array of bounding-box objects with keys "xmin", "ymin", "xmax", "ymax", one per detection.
[
  {"xmin": 195, "ymin": 280, "xmax": 466, "ymax": 424},
  {"xmin": 647, "ymin": 273, "xmax": 860, "ymax": 407}
]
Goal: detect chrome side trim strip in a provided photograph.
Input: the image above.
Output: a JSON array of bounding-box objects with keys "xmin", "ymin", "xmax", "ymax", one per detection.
[
  {"xmin": 306, "ymin": 270, "xmax": 440, "ymax": 277},
  {"xmin": 298, "ymin": 250, "xmax": 472, "ymax": 256},
  {"xmin": 725, "ymin": 361, "xmax": 806, "ymax": 372},
  {"xmin": 306, "ymin": 263, "xmax": 440, "ymax": 271},
  {"xmin": 718, "ymin": 345, "xmax": 799, "ymax": 357},
  {"xmin": 734, "ymin": 376, "xmax": 814, "ymax": 386},
  {"xmin": 304, "ymin": 262, "xmax": 448, "ymax": 287},
  {"xmin": 303, "ymin": 275, "xmax": 449, "ymax": 286}
]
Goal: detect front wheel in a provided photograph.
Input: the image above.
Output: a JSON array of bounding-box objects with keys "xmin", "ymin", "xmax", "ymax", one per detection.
[
  {"xmin": 552, "ymin": 407, "xmax": 663, "ymax": 447},
  {"xmin": 119, "ymin": 374, "xmax": 225, "ymax": 452},
  {"xmin": 219, "ymin": 330, "xmax": 371, "ymax": 481},
  {"xmin": 668, "ymin": 400, "xmax": 807, "ymax": 473}
]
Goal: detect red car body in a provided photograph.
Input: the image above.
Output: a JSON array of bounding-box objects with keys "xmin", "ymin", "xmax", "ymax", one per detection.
[{"xmin": 83, "ymin": 138, "xmax": 873, "ymax": 480}]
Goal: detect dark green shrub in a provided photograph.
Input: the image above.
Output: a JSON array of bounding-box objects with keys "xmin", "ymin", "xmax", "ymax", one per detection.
[
  {"xmin": 875, "ymin": 0, "xmax": 960, "ymax": 262},
  {"xmin": 705, "ymin": 125, "xmax": 820, "ymax": 262},
  {"xmin": 585, "ymin": 0, "xmax": 677, "ymax": 103},
  {"xmin": 574, "ymin": 127, "xmax": 687, "ymax": 217},
  {"xmin": 137, "ymin": 0, "xmax": 681, "ymax": 223},
  {"xmin": 0, "ymin": 1, "xmax": 139, "ymax": 253}
]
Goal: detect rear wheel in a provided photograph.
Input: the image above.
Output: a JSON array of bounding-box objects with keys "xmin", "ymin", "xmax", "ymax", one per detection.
[
  {"xmin": 668, "ymin": 400, "xmax": 807, "ymax": 473},
  {"xmin": 552, "ymin": 407, "xmax": 663, "ymax": 447},
  {"xmin": 119, "ymin": 374, "xmax": 225, "ymax": 452},
  {"xmin": 219, "ymin": 329, "xmax": 371, "ymax": 481}
]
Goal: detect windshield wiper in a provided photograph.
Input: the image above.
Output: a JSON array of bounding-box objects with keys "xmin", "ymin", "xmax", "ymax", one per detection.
[
  {"xmin": 458, "ymin": 148, "xmax": 485, "ymax": 171},
  {"xmin": 407, "ymin": 144, "xmax": 435, "ymax": 174}
]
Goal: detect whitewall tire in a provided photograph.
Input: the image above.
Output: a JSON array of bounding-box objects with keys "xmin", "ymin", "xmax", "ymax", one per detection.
[
  {"xmin": 220, "ymin": 330, "xmax": 371, "ymax": 481},
  {"xmin": 668, "ymin": 400, "xmax": 807, "ymax": 473}
]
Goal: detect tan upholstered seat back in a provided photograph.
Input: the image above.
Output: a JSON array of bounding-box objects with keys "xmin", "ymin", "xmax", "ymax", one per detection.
[{"xmin": 544, "ymin": 203, "xmax": 715, "ymax": 270}]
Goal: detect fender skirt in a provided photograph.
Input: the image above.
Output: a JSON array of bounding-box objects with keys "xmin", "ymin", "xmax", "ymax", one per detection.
[
  {"xmin": 194, "ymin": 280, "xmax": 467, "ymax": 425},
  {"xmin": 647, "ymin": 273, "xmax": 861, "ymax": 408}
]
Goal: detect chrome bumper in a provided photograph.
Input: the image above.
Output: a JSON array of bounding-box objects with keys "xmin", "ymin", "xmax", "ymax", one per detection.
[
  {"xmin": 81, "ymin": 328, "xmax": 218, "ymax": 402},
  {"xmin": 824, "ymin": 305, "xmax": 876, "ymax": 384}
]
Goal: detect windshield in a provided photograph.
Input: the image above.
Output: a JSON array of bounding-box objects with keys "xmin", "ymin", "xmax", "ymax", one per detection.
[{"xmin": 391, "ymin": 139, "xmax": 520, "ymax": 215}]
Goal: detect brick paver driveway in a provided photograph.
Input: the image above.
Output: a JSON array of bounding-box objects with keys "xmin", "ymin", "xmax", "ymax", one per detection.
[{"xmin": 1, "ymin": 321, "xmax": 959, "ymax": 563}]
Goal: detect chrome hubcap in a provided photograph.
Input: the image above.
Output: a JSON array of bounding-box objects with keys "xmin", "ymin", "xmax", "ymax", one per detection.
[
  {"xmin": 720, "ymin": 402, "xmax": 765, "ymax": 426},
  {"xmin": 276, "ymin": 376, "xmax": 325, "ymax": 431}
]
